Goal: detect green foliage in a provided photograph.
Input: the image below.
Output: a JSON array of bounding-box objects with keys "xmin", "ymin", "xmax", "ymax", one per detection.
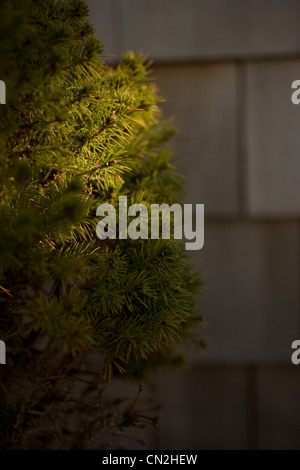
[{"xmin": 0, "ymin": 0, "xmax": 205, "ymax": 449}]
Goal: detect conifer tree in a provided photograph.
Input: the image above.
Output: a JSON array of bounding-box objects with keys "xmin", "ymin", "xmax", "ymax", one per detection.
[{"xmin": 0, "ymin": 0, "xmax": 205, "ymax": 449}]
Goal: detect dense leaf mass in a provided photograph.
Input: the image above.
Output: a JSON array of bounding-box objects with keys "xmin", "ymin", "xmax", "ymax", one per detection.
[{"xmin": 0, "ymin": 0, "xmax": 205, "ymax": 449}]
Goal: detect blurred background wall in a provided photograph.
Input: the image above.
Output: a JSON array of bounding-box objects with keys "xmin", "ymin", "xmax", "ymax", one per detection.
[{"xmin": 87, "ymin": 0, "xmax": 300, "ymax": 449}]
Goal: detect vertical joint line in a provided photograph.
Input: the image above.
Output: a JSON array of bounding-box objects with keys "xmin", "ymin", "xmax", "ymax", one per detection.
[
  {"xmin": 246, "ymin": 366, "xmax": 259, "ymax": 450},
  {"xmin": 111, "ymin": 0, "xmax": 125, "ymax": 62},
  {"xmin": 236, "ymin": 61, "xmax": 249, "ymax": 219}
]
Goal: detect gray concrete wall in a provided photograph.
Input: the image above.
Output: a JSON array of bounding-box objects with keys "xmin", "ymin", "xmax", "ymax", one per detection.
[{"xmin": 88, "ymin": 0, "xmax": 300, "ymax": 450}]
